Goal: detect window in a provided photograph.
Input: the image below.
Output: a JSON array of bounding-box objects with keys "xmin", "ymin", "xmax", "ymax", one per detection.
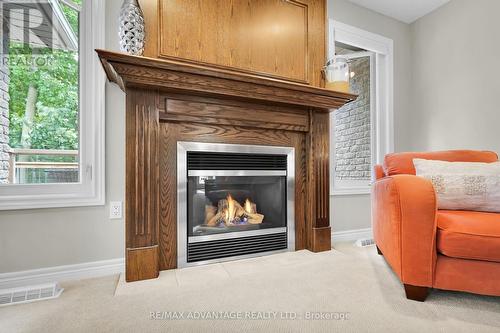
[
  {"xmin": 329, "ymin": 20, "xmax": 394, "ymax": 195},
  {"xmin": 0, "ymin": 0, "xmax": 105, "ymax": 209},
  {"xmin": 332, "ymin": 45, "xmax": 375, "ymax": 194}
]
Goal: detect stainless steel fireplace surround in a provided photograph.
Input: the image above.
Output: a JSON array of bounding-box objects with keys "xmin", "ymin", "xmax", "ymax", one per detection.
[{"xmin": 177, "ymin": 142, "xmax": 295, "ymax": 267}]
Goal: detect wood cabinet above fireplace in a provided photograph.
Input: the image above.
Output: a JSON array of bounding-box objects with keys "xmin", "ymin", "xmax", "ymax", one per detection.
[{"xmin": 139, "ymin": 0, "xmax": 327, "ymax": 86}]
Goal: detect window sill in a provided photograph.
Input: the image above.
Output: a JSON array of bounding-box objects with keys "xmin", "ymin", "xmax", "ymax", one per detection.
[{"xmin": 0, "ymin": 192, "xmax": 105, "ymax": 211}]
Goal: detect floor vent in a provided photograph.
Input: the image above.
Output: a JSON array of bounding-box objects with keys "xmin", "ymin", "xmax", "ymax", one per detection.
[
  {"xmin": 355, "ymin": 238, "xmax": 375, "ymax": 247},
  {"xmin": 0, "ymin": 283, "xmax": 63, "ymax": 307}
]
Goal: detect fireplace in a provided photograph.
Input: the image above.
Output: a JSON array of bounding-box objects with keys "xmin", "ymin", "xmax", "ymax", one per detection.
[
  {"xmin": 96, "ymin": 50, "xmax": 356, "ymax": 281},
  {"xmin": 177, "ymin": 142, "xmax": 295, "ymax": 267}
]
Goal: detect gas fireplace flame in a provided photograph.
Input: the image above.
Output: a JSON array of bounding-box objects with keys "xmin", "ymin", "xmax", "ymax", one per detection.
[
  {"xmin": 204, "ymin": 194, "xmax": 264, "ymax": 227},
  {"xmin": 244, "ymin": 198, "xmax": 254, "ymax": 214},
  {"xmin": 227, "ymin": 194, "xmax": 236, "ymax": 223}
]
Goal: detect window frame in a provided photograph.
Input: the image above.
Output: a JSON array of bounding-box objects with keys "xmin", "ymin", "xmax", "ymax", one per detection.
[
  {"xmin": 328, "ymin": 20, "xmax": 394, "ymax": 196},
  {"xmin": 331, "ymin": 51, "xmax": 376, "ymax": 195},
  {"xmin": 0, "ymin": 0, "xmax": 105, "ymax": 210}
]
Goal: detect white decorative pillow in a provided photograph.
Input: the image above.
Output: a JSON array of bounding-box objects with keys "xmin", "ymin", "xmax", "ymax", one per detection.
[{"xmin": 413, "ymin": 158, "xmax": 500, "ymax": 212}]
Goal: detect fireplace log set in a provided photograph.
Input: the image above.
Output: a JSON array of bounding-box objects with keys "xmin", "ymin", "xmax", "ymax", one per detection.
[{"xmin": 205, "ymin": 194, "xmax": 264, "ymax": 227}]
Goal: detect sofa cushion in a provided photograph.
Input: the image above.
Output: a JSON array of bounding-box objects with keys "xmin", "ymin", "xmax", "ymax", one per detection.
[
  {"xmin": 383, "ymin": 150, "xmax": 498, "ymax": 176},
  {"xmin": 437, "ymin": 210, "xmax": 500, "ymax": 262}
]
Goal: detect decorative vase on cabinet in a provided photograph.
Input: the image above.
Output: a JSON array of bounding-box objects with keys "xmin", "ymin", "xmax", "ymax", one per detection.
[{"xmin": 118, "ymin": 0, "xmax": 145, "ymax": 56}]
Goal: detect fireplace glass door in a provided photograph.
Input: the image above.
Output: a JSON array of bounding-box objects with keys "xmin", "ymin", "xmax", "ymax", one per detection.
[
  {"xmin": 179, "ymin": 145, "xmax": 294, "ymax": 265},
  {"xmin": 188, "ymin": 174, "xmax": 287, "ymax": 237}
]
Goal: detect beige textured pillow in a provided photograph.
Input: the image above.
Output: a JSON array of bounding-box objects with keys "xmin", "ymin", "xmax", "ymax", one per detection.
[{"xmin": 413, "ymin": 158, "xmax": 500, "ymax": 212}]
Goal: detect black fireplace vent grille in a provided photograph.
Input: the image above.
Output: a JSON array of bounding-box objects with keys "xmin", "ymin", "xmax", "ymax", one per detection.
[
  {"xmin": 187, "ymin": 152, "xmax": 287, "ymax": 170},
  {"xmin": 187, "ymin": 232, "xmax": 287, "ymax": 262}
]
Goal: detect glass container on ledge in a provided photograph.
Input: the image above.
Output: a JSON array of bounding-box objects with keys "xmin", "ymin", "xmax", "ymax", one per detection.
[{"xmin": 324, "ymin": 56, "xmax": 350, "ymax": 93}]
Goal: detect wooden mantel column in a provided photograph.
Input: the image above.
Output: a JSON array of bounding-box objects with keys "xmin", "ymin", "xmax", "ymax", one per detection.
[
  {"xmin": 308, "ymin": 111, "xmax": 332, "ymax": 252},
  {"xmin": 124, "ymin": 88, "xmax": 160, "ymax": 282},
  {"xmin": 97, "ymin": 50, "xmax": 356, "ymax": 281}
]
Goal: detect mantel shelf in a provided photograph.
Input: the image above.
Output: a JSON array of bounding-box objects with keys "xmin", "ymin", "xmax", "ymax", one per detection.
[{"xmin": 96, "ymin": 49, "xmax": 357, "ymax": 111}]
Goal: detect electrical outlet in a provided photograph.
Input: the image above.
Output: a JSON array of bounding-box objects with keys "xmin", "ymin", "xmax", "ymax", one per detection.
[{"xmin": 109, "ymin": 201, "xmax": 123, "ymax": 219}]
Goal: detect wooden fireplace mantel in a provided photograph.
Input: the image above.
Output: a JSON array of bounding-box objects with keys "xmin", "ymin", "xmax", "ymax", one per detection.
[
  {"xmin": 97, "ymin": 50, "xmax": 357, "ymax": 282},
  {"xmin": 97, "ymin": 49, "xmax": 355, "ymax": 109}
]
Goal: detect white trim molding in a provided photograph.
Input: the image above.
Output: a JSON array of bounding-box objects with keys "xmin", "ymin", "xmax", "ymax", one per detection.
[
  {"xmin": 331, "ymin": 186, "xmax": 371, "ymax": 196},
  {"xmin": 332, "ymin": 227, "xmax": 373, "ymax": 243},
  {"xmin": 0, "ymin": 258, "xmax": 124, "ymax": 290},
  {"xmin": 329, "ymin": 20, "xmax": 394, "ymax": 196}
]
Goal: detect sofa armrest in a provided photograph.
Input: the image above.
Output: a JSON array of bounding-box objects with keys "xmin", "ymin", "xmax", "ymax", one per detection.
[
  {"xmin": 374, "ymin": 164, "xmax": 385, "ymax": 180},
  {"xmin": 372, "ymin": 174, "xmax": 438, "ymax": 287}
]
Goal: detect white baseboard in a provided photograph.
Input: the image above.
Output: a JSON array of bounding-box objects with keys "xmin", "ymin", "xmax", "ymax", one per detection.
[
  {"xmin": 0, "ymin": 258, "xmax": 125, "ymax": 290},
  {"xmin": 332, "ymin": 227, "xmax": 373, "ymax": 243}
]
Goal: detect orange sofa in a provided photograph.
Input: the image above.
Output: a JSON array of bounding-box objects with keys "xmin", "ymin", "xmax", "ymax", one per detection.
[{"xmin": 372, "ymin": 150, "xmax": 500, "ymax": 301}]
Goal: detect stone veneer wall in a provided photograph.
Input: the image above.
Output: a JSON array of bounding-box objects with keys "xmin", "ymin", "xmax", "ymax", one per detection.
[
  {"xmin": 333, "ymin": 56, "xmax": 371, "ymax": 180},
  {"xmin": 0, "ymin": 37, "xmax": 10, "ymax": 184}
]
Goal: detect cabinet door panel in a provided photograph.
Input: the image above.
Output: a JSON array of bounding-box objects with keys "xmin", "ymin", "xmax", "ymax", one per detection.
[{"xmin": 159, "ymin": 0, "xmax": 309, "ymax": 83}]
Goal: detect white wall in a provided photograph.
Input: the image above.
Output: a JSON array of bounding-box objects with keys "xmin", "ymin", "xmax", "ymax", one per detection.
[
  {"xmin": 328, "ymin": 0, "xmax": 412, "ymax": 233},
  {"xmin": 0, "ymin": 0, "xmax": 125, "ymax": 273},
  {"xmin": 409, "ymin": 0, "xmax": 500, "ymax": 153}
]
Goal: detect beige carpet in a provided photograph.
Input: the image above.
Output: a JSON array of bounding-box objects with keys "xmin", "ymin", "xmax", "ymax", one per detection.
[{"xmin": 1, "ymin": 243, "xmax": 500, "ymax": 333}]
